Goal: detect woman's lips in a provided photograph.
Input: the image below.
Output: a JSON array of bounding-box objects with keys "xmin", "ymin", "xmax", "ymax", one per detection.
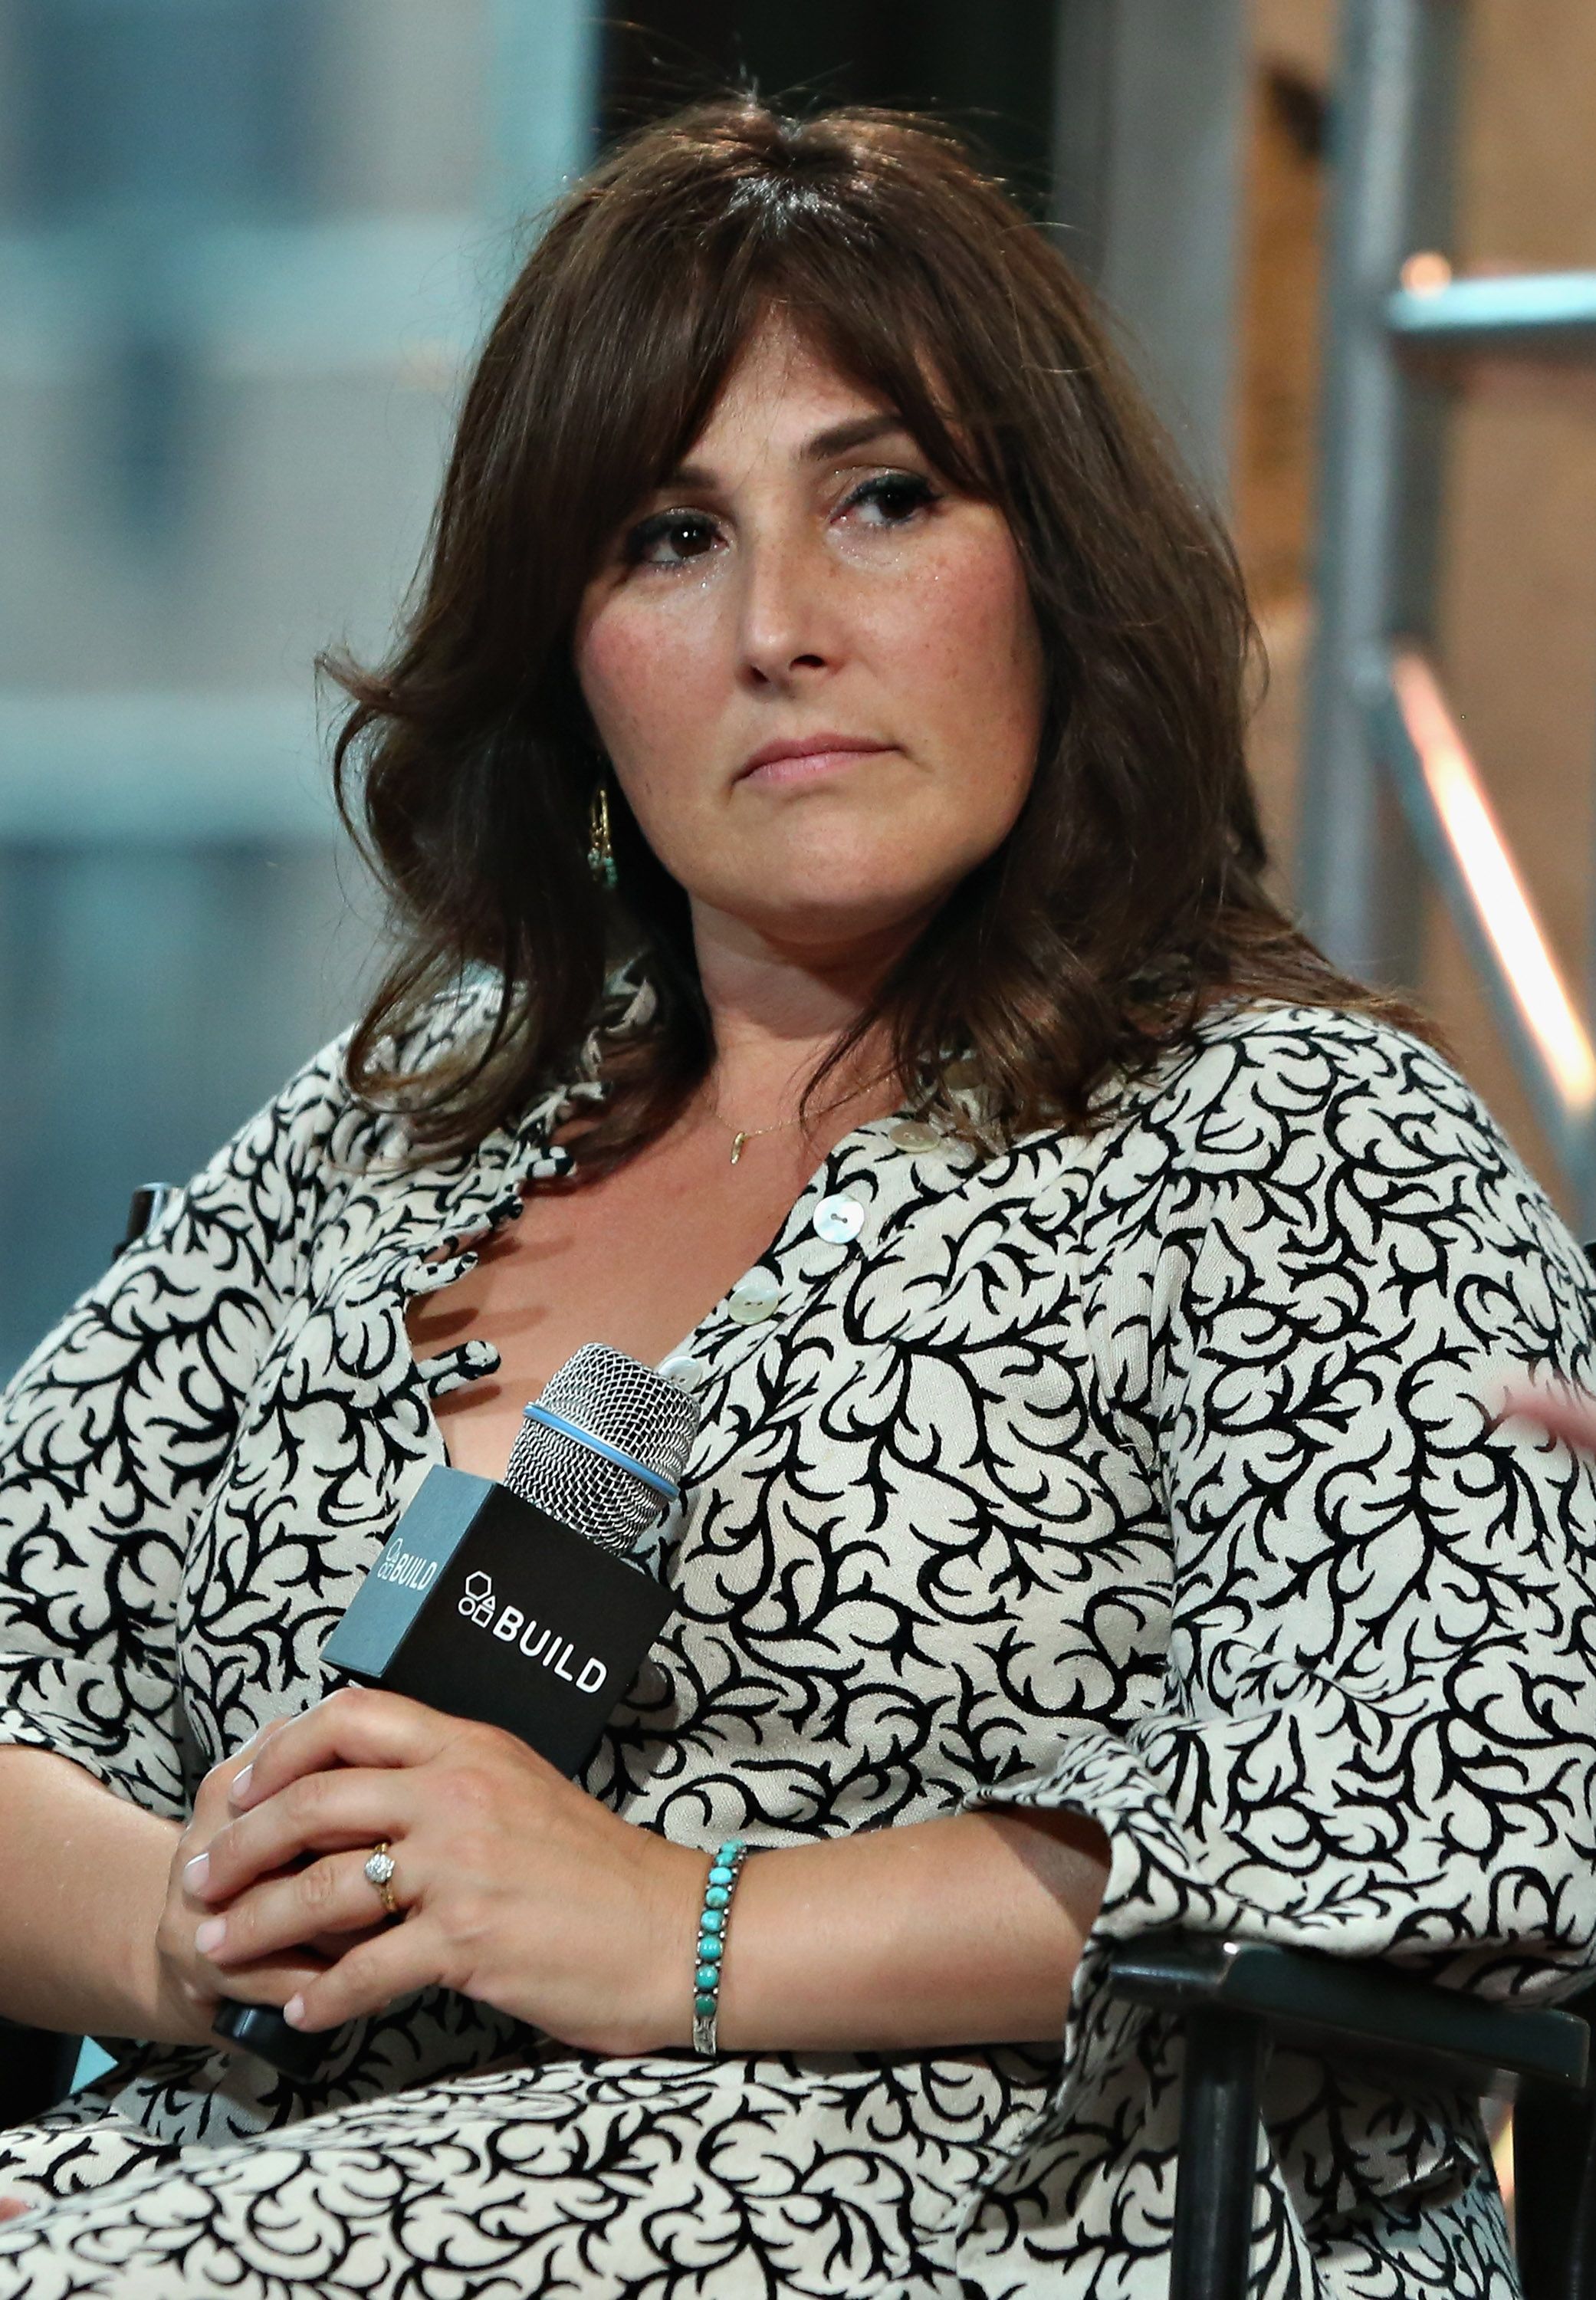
[{"xmin": 738, "ymin": 741, "xmax": 894, "ymax": 788}]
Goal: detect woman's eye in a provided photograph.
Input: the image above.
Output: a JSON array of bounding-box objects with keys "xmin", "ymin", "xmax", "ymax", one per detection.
[
  {"xmin": 845, "ymin": 472, "xmax": 941, "ymax": 526},
  {"xmin": 626, "ymin": 511, "xmax": 720, "ymax": 568}
]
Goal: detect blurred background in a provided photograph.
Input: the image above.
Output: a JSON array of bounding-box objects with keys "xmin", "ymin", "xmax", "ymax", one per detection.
[{"xmin": 2, "ymin": 0, "xmax": 1594, "ymax": 1384}]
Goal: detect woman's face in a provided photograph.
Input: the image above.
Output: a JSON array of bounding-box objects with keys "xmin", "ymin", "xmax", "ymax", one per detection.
[{"xmin": 573, "ymin": 314, "xmax": 1047, "ymax": 958}]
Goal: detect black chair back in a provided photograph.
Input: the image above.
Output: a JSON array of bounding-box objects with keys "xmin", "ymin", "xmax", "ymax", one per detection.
[{"xmin": 1105, "ymin": 1934, "xmax": 1595, "ymax": 2300}]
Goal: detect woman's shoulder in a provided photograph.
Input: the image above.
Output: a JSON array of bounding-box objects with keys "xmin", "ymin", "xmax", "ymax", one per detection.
[
  {"xmin": 1073, "ymin": 994, "xmax": 1594, "ymax": 1297},
  {"xmin": 244, "ymin": 960, "xmax": 651, "ymax": 1194},
  {"xmin": 206, "ymin": 974, "xmax": 511, "ymax": 1194},
  {"xmin": 1104, "ymin": 996, "xmax": 1496, "ymax": 1170},
  {"xmin": 360, "ymin": 961, "xmax": 652, "ymax": 1111},
  {"xmin": 953, "ymin": 1000, "xmax": 1485, "ymax": 1214},
  {"xmin": 1033, "ymin": 995, "xmax": 1526, "ymax": 1254}
]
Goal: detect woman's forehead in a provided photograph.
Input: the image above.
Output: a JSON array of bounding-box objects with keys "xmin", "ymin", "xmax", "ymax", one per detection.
[
  {"xmin": 676, "ymin": 316, "xmax": 906, "ymax": 469},
  {"xmin": 685, "ymin": 317, "xmax": 892, "ymax": 446},
  {"xmin": 662, "ymin": 306, "xmax": 980, "ymax": 496}
]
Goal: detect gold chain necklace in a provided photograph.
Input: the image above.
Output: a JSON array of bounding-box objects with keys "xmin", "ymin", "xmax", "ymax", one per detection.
[{"xmin": 711, "ymin": 1072, "xmax": 895, "ymax": 1166}]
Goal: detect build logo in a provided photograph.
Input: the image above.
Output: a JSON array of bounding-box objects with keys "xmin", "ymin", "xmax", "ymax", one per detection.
[{"xmin": 455, "ymin": 1572, "xmax": 608, "ymax": 1694}]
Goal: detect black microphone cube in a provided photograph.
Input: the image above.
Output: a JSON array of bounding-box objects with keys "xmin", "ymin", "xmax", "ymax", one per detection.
[{"xmin": 321, "ymin": 1467, "xmax": 675, "ymax": 1776}]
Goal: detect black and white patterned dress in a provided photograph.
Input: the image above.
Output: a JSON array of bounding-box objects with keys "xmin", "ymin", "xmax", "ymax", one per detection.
[{"xmin": 1, "ymin": 981, "xmax": 1593, "ymax": 2298}]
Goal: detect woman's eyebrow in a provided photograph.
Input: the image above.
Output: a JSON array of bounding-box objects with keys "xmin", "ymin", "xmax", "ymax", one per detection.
[
  {"xmin": 801, "ymin": 412, "xmax": 911, "ymax": 461},
  {"xmin": 662, "ymin": 413, "xmax": 912, "ymax": 492}
]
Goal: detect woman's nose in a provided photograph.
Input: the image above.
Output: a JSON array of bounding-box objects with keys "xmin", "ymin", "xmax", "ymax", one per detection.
[{"xmin": 735, "ymin": 533, "xmax": 839, "ymax": 687}]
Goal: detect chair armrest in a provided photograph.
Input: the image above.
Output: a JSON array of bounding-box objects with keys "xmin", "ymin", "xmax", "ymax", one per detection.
[
  {"xmin": 0, "ymin": 2018, "xmax": 80, "ymax": 2128},
  {"xmin": 1104, "ymin": 1931, "xmax": 1591, "ymax": 2098},
  {"xmin": 113, "ymin": 1183, "xmax": 176, "ymax": 1258},
  {"xmin": 1514, "ymin": 1980, "xmax": 1596, "ymax": 2300}
]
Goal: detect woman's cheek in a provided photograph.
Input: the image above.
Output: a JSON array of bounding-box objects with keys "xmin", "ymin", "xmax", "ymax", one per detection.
[
  {"xmin": 876, "ymin": 544, "xmax": 1043, "ymax": 790},
  {"xmin": 581, "ymin": 602, "xmax": 727, "ymax": 781},
  {"xmin": 575, "ymin": 610, "xmax": 663, "ymax": 762},
  {"xmin": 921, "ymin": 539, "xmax": 1038, "ymax": 683}
]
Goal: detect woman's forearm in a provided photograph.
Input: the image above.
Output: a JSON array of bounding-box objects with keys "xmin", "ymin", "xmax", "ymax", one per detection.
[
  {"xmin": 706, "ymin": 1806, "xmax": 1108, "ymax": 2053},
  {"xmin": 186, "ymin": 1695, "xmax": 1112, "ymax": 2056},
  {"xmin": 0, "ymin": 1748, "xmax": 179, "ymax": 2037}
]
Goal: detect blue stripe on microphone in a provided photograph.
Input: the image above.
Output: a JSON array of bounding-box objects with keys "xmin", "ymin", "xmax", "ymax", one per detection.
[{"xmin": 520, "ymin": 1401, "xmax": 680, "ymax": 1505}]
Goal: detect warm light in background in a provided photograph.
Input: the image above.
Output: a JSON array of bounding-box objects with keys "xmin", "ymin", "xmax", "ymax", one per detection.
[
  {"xmin": 1400, "ymin": 250, "xmax": 1453, "ymax": 293},
  {"xmin": 1391, "ymin": 651, "xmax": 1596, "ymax": 1119}
]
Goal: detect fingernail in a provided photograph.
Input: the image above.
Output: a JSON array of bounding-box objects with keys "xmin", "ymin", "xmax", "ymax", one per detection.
[
  {"xmin": 283, "ymin": 1995, "xmax": 306, "ymax": 2028},
  {"xmin": 194, "ymin": 1917, "xmax": 226, "ymax": 1954},
  {"xmin": 182, "ymin": 1853, "xmax": 209, "ymax": 1891},
  {"xmin": 230, "ymin": 1763, "xmax": 253, "ymax": 1804}
]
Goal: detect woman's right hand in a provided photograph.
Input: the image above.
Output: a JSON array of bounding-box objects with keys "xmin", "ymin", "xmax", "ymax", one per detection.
[
  {"xmin": 1499, "ymin": 1382, "xmax": 1596, "ymax": 1457},
  {"xmin": 150, "ymin": 1739, "xmax": 337, "ymax": 2047}
]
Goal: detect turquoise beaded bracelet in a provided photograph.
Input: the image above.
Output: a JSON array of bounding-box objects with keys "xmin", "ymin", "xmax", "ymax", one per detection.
[{"xmin": 691, "ymin": 1838, "xmax": 749, "ymax": 2055}]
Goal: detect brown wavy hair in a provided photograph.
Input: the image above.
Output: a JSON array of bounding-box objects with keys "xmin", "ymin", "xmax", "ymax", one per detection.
[{"xmin": 329, "ymin": 97, "xmax": 1420, "ymax": 1171}]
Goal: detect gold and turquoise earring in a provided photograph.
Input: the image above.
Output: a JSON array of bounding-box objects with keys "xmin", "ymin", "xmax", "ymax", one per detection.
[{"xmin": 587, "ymin": 781, "xmax": 618, "ymax": 891}]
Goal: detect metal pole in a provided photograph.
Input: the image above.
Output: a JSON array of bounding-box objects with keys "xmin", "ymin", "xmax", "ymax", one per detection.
[
  {"xmin": 1299, "ymin": 0, "xmax": 1430, "ymax": 973},
  {"xmin": 1052, "ymin": 0, "xmax": 1248, "ymax": 504},
  {"xmin": 1168, "ymin": 2009, "xmax": 1269, "ymax": 2300}
]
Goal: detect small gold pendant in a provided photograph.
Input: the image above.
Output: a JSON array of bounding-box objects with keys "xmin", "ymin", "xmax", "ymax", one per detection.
[{"xmin": 729, "ymin": 1131, "xmax": 747, "ymax": 1165}]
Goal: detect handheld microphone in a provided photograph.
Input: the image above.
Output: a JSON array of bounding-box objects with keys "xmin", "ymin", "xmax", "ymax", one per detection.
[{"xmin": 210, "ymin": 1343, "xmax": 700, "ymax": 2078}]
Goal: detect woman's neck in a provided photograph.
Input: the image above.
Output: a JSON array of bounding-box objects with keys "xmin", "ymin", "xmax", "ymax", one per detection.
[{"xmin": 688, "ymin": 900, "xmax": 924, "ymax": 1128}]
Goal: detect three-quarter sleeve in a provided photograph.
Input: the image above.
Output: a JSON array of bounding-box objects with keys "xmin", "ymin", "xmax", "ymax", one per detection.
[
  {"xmin": 977, "ymin": 1012, "xmax": 1596, "ymax": 2003},
  {"xmin": 0, "ymin": 1039, "xmax": 353, "ymax": 1819}
]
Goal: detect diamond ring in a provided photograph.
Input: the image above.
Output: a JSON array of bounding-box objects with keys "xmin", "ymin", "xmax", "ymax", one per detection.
[{"xmin": 363, "ymin": 1842, "xmax": 399, "ymax": 1918}]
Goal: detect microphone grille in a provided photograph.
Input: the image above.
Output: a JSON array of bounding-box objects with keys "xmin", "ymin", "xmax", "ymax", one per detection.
[{"xmin": 502, "ymin": 1342, "xmax": 701, "ymax": 1552}]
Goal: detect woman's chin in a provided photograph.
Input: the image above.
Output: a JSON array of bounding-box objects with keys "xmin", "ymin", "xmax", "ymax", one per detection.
[{"xmin": 697, "ymin": 882, "xmax": 943, "ymax": 953}]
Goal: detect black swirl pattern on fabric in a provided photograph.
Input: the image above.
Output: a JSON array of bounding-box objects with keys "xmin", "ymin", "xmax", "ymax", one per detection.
[{"xmin": 0, "ymin": 985, "xmax": 1592, "ymax": 2297}]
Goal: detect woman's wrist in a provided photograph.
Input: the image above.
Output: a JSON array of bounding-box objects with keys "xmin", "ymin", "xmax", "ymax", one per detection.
[
  {"xmin": 681, "ymin": 1811, "xmax": 1108, "ymax": 2056},
  {"xmin": 133, "ymin": 1833, "xmax": 224, "ymax": 2048},
  {"xmin": 689, "ymin": 1839, "xmax": 750, "ymax": 2054},
  {"xmin": 582, "ymin": 1836, "xmax": 704, "ymax": 2057}
]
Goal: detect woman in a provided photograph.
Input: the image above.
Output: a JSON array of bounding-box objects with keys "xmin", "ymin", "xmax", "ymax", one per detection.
[{"xmin": 0, "ymin": 99, "xmax": 1591, "ymax": 2300}]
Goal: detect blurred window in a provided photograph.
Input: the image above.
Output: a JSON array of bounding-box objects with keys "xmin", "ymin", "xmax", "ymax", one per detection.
[{"xmin": 0, "ymin": 0, "xmax": 596, "ymax": 1370}]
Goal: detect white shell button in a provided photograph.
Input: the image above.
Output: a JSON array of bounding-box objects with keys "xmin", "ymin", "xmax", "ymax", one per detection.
[
  {"xmin": 888, "ymin": 1119, "xmax": 941, "ymax": 1152},
  {"xmin": 812, "ymin": 1192, "xmax": 865, "ymax": 1245},
  {"xmin": 726, "ymin": 1269, "xmax": 782, "ymax": 1325},
  {"xmin": 658, "ymin": 1353, "xmax": 704, "ymax": 1392}
]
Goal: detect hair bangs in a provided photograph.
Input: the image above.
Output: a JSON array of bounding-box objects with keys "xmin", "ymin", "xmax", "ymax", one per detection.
[{"xmin": 543, "ymin": 190, "xmax": 997, "ymax": 621}]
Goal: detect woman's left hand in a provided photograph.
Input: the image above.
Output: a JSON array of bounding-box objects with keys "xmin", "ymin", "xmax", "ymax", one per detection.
[{"xmin": 188, "ymin": 1685, "xmax": 704, "ymax": 2051}]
